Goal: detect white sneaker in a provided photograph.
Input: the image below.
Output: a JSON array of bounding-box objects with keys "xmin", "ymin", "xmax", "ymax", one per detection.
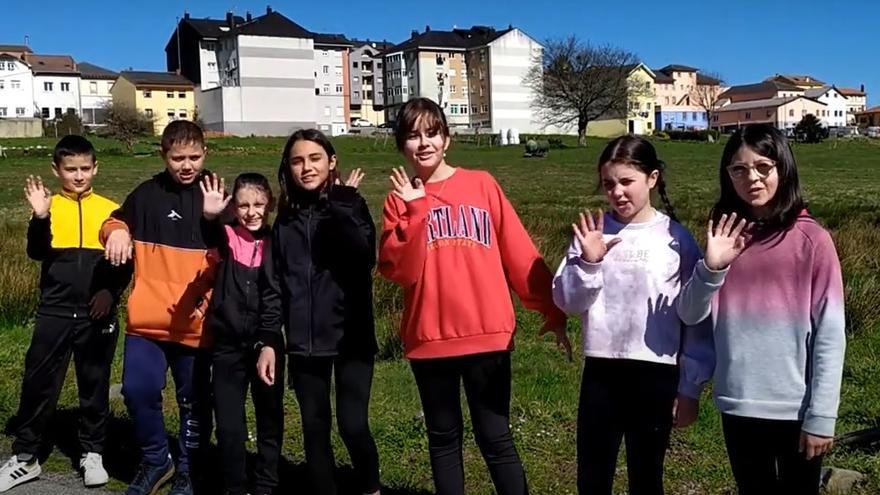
[
  {"xmin": 80, "ymin": 453, "xmax": 109, "ymax": 487},
  {"xmin": 0, "ymin": 455, "xmax": 41, "ymax": 492}
]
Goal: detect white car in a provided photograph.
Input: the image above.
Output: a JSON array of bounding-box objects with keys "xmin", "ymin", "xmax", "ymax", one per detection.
[{"xmin": 351, "ymin": 118, "xmax": 372, "ymax": 127}]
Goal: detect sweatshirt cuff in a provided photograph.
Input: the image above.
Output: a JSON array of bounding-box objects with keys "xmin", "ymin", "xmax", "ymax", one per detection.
[
  {"xmin": 802, "ymin": 413, "xmax": 836, "ymax": 438},
  {"xmin": 695, "ymin": 259, "xmax": 728, "ymax": 285},
  {"xmin": 677, "ymin": 379, "xmax": 703, "ymax": 400},
  {"xmin": 258, "ymin": 330, "xmax": 284, "ymax": 351},
  {"xmin": 404, "ymin": 196, "xmax": 429, "ymax": 217},
  {"xmin": 575, "ymin": 257, "xmax": 602, "ymax": 274}
]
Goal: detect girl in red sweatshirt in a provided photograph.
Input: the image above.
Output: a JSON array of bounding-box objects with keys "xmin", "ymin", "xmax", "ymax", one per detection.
[{"xmin": 378, "ymin": 97, "xmax": 569, "ymax": 495}]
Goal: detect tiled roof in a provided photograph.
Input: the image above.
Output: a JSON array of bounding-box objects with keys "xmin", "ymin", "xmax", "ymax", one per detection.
[
  {"xmin": 659, "ymin": 64, "xmax": 699, "ymax": 73},
  {"xmin": 78, "ymin": 62, "xmax": 117, "ymax": 80},
  {"xmin": 313, "ymin": 33, "xmax": 353, "ymax": 47},
  {"xmin": 381, "ymin": 25, "xmax": 514, "ymax": 55},
  {"xmin": 717, "ymin": 96, "xmax": 824, "ymax": 112},
  {"xmin": 839, "ymin": 87, "xmax": 866, "ymax": 97},
  {"xmin": 27, "ymin": 54, "xmax": 78, "ymax": 74},
  {"xmin": 0, "ymin": 44, "xmax": 32, "ymax": 53},
  {"xmin": 719, "ymin": 81, "xmax": 802, "ymax": 101},
  {"xmin": 232, "ymin": 11, "xmax": 312, "ymax": 38},
  {"xmin": 120, "ymin": 71, "xmax": 194, "ymax": 87}
]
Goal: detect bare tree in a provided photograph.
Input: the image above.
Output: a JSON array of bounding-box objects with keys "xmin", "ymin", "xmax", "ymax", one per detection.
[
  {"xmin": 101, "ymin": 101, "xmax": 154, "ymax": 152},
  {"xmin": 691, "ymin": 71, "xmax": 725, "ymax": 133},
  {"xmin": 524, "ymin": 36, "xmax": 643, "ymax": 146}
]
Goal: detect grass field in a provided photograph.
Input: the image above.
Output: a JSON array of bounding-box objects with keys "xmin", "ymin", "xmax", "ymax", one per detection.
[{"xmin": 0, "ymin": 134, "xmax": 878, "ymax": 494}]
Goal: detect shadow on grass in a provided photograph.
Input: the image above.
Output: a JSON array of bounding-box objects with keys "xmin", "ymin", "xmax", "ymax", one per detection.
[{"xmin": 6, "ymin": 408, "xmax": 432, "ymax": 495}]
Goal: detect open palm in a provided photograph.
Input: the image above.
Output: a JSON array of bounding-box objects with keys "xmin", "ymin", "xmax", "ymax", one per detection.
[
  {"xmin": 704, "ymin": 213, "xmax": 751, "ymax": 270},
  {"xmin": 200, "ymin": 173, "xmax": 231, "ymax": 219},
  {"xmin": 573, "ymin": 210, "xmax": 620, "ymax": 263},
  {"xmin": 24, "ymin": 175, "xmax": 51, "ymax": 218},
  {"xmin": 389, "ymin": 166, "xmax": 425, "ymax": 202}
]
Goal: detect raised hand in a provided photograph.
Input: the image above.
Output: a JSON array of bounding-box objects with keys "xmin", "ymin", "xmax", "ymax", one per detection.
[
  {"xmin": 199, "ymin": 173, "xmax": 231, "ymax": 220},
  {"xmin": 24, "ymin": 175, "xmax": 51, "ymax": 219},
  {"xmin": 389, "ymin": 167, "xmax": 425, "ymax": 202},
  {"xmin": 704, "ymin": 213, "xmax": 751, "ymax": 271},
  {"xmin": 344, "ymin": 168, "xmax": 365, "ymax": 189},
  {"xmin": 572, "ymin": 210, "xmax": 620, "ymax": 263}
]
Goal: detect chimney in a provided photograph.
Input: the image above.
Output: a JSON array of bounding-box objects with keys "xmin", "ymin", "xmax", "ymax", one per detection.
[
  {"xmin": 266, "ymin": 5, "xmax": 273, "ymax": 14},
  {"xmin": 183, "ymin": 11, "xmax": 190, "ymax": 20},
  {"xmin": 861, "ymin": 83, "xmax": 865, "ymax": 92},
  {"xmin": 226, "ymin": 11, "xmax": 234, "ymax": 28},
  {"xmin": 246, "ymin": 11, "xmax": 252, "ymax": 22},
  {"xmin": 411, "ymin": 29, "xmax": 418, "ymax": 39},
  {"xmin": 425, "ymin": 25, "xmax": 431, "ymax": 32}
]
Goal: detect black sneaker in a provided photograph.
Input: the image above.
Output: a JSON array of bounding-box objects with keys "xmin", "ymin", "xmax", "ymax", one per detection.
[
  {"xmin": 168, "ymin": 472, "xmax": 193, "ymax": 495},
  {"xmin": 125, "ymin": 456, "xmax": 174, "ymax": 495}
]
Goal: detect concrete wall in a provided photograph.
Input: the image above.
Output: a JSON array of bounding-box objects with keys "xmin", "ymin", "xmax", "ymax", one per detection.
[
  {"xmin": 487, "ymin": 29, "xmax": 542, "ymax": 133},
  {"xmin": 0, "ymin": 118, "xmax": 42, "ymax": 137}
]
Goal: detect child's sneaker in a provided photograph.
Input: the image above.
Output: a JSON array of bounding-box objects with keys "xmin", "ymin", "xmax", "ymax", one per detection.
[
  {"xmin": 167, "ymin": 472, "xmax": 192, "ymax": 495},
  {"xmin": 0, "ymin": 455, "xmax": 41, "ymax": 492},
  {"xmin": 80, "ymin": 452, "xmax": 109, "ymax": 487},
  {"xmin": 125, "ymin": 455, "xmax": 174, "ymax": 495}
]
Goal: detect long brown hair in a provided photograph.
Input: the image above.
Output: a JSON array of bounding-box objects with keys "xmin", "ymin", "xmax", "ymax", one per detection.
[
  {"xmin": 393, "ymin": 97, "xmax": 450, "ymax": 151},
  {"xmin": 277, "ymin": 129, "xmax": 340, "ymax": 216}
]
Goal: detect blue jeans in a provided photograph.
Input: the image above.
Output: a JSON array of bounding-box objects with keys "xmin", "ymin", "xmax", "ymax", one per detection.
[{"xmin": 122, "ymin": 334, "xmax": 211, "ymax": 472}]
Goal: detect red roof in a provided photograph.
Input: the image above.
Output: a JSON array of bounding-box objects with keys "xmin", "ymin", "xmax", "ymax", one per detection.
[{"xmin": 839, "ymin": 87, "xmax": 866, "ymax": 97}]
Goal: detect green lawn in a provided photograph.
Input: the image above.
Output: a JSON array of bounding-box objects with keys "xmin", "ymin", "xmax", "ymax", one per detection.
[{"xmin": 0, "ymin": 134, "xmax": 878, "ymax": 494}]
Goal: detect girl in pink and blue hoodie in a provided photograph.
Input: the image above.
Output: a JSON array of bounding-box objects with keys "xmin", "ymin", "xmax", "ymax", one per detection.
[{"xmin": 678, "ymin": 124, "xmax": 846, "ymax": 495}]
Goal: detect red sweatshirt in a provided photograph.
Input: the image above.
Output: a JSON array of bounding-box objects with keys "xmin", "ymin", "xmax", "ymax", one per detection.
[{"xmin": 379, "ymin": 167, "xmax": 566, "ymax": 359}]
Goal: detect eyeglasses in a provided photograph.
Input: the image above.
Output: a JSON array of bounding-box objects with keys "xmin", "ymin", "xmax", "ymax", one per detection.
[{"xmin": 726, "ymin": 162, "xmax": 776, "ymax": 180}]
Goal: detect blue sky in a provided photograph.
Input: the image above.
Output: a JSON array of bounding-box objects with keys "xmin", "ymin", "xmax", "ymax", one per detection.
[{"xmin": 6, "ymin": 0, "xmax": 878, "ymax": 105}]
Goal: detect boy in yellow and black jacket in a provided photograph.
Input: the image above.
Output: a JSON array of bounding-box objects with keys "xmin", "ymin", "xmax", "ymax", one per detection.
[{"xmin": 0, "ymin": 136, "xmax": 131, "ymax": 493}]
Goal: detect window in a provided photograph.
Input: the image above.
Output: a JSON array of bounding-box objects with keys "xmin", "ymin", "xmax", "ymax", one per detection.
[
  {"xmin": 335, "ymin": 84, "xmax": 343, "ymax": 93},
  {"xmin": 167, "ymin": 110, "xmax": 176, "ymax": 121},
  {"xmin": 44, "ymin": 82, "xmax": 53, "ymax": 91},
  {"xmin": 0, "ymin": 108, "xmax": 5, "ymax": 116},
  {"xmin": 692, "ymin": 112, "xmax": 697, "ymax": 120},
  {"xmin": 60, "ymin": 82, "xmax": 70, "ymax": 92},
  {"xmin": 145, "ymin": 109, "xmax": 153, "ymax": 118},
  {"xmin": 334, "ymin": 66, "xmax": 342, "ymax": 76},
  {"xmin": 167, "ymin": 91, "xmax": 174, "ymax": 98},
  {"xmin": 481, "ymin": 104, "xmax": 488, "ymax": 113},
  {"xmin": 377, "ymin": 62, "xmax": 383, "ymax": 69},
  {"xmin": 179, "ymin": 109, "xmax": 187, "ymax": 118},
  {"xmin": 335, "ymin": 106, "xmax": 343, "ymax": 116},
  {"xmin": 472, "ymin": 105, "xmax": 478, "ymax": 114},
  {"xmin": 353, "ymin": 91, "xmax": 360, "ymax": 99},
  {"xmin": 789, "ymin": 109, "xmax": 795, "ymax": 117},
  {"xmin": 460, "ymin": 105, "xmax": 468, "ymax": 115},
  {"xmin": 365, "ymin": 90, "xmax": 372, "ymax": 99},
  {"xmin": 11, "ymin": 80, "xmax": 19, "ymax": 89},
  {"xmin": 353, "ymin": 76, "xmax": 359, "ymax": 83},
  {"xmin": 89, "ymin": 81, "xmax": 98, "ymax": 94},
  {"xmin": 208, "ymin": 61, "xmax": 217, "ymax": 69},
  {"xmin": 16, "ymin": 107, "xmax": 26, "ymax": 117},
  {"xmin": 449, "ymin": 105, "xmax": 459, "ymax": 115},
  {"xmin": 353, "ymin": 62, "xmax": 359, "ymax": 68},
  {"xmin": 450, "ymin": 85, "xmax": 456, "ymax": 93},
  {"xmin": 41, "ymin": 107, "xmax": 49, "ymax": 118},
  {"xmin": 179, "ymin": 92, "xmax": 186, "ymax": 98},
  {"xmin": 0, "ymin": 80, "xmax": 4, "ymax": 90},
  {"xmin": 802, "ymin": 109, "xmax": 807, "ymax": 116},
  {"xmin": 745, "ymin": 111, "xmax": 751, "ymax": 119},
  {"xmin": 7, "ymin": 62, "xmax": 14, "ymax": 70},
  {"xmin": 322, "ymin": 84, "xmax": 330, "ymax": 94},
  {"xmin": 324, "ymin": 106, "xmax": 331, "ymax": 116},
  {"xmin": 323, "ymin": 65, "xmax": 329, "ymax": 74},
  {"xmin": 377, "ymin": 77, "xmax": 383, "ymax": 84},
  {"xmin": 54, "ymin": 108, "xmax": 62, "ymax": 118},
  {"xmin": 315, "ymin": 88, "xmax": 320, "ymax": 95},
  {"xmin": 144, "ymin": 90, "xmax": 152, "ymax": 98}
]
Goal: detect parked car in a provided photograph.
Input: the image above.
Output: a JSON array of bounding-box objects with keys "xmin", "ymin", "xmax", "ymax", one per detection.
[
  {"xmin": 351, "ymin": 118, "xmax": 372, "ymax": 127},
  {"xmin": 867, "ymin": 127, "xmax": 880, "ymax": 139},
  {"xmin": 378, "ymin": 121, "xmax": 396, "ymax": 130}
]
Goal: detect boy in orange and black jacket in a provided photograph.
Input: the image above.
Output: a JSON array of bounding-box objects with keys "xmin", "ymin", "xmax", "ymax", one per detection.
[
  {"xmin": 0, "ymin": 135, "xmax": 131, "ymax": 493},
  {"xmin": 100, "ymin": 121, "xmax": 215, "ymax": 495}
]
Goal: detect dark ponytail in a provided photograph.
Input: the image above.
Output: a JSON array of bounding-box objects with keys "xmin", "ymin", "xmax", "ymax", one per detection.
[{"xmin": 598, "ymin": 135, "xmax": 678, "ymax": 222}]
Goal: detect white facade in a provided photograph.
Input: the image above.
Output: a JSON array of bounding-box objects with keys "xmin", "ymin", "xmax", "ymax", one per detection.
[
  {"xmin": 198, "ymin": 34, "xmax": 317, "ymax": 136},
  {"xmin": 33, "ymin": 74, "xmax": 81, "ymax": 119},
  {"xmin": 0, "ymin": 55, "xmax": 34, "ymax": 118},
  {"xmin": 314, "ymin": 47, "xmax": 348, "ymax": 135},
  {"xmin": 79, "ymin": 78, "xmax": 114, "ymax": 125},
  {"xmin": 487, "ymin": 29, "xmax": 543, "ymax": 133},
  {"xmin": 198, "ymin": 39, "xmax": 221, "ymax": 90},
  {"xmin": 845, "ymin": 94, "xmax": 867, "ymax": 124},
  {"xmin": 813, "ymin": 87, "xmax": 848, "ymax": 128}
]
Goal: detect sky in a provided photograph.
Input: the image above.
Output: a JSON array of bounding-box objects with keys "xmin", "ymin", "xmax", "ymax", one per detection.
[{"xmin": 5, "ymin": 0, "xmax": 878, "ymax": 106}]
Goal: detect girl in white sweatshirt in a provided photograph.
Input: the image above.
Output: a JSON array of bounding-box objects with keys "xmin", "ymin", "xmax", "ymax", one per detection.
[{"xmin": 552, "ymin": 135, "xmax": 714, "ymax": 495}]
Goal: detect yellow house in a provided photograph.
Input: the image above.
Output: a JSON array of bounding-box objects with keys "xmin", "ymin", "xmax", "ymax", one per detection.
[
  {"xmin": 587, "ymin": 63, "xmax": 656, "ymax": 138},
  {"xmin": 111, "ymin": 71, "xmax": 195, "ymax": 135}
]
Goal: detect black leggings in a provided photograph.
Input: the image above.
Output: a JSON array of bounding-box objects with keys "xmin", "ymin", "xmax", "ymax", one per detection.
[
  {"xmin": 410, "ymin": 351, "xmax": 528, "ymax": 495},
  {"xmin": 289, "ymin": 355, "xmax": 380, "ymax": 495},
  {"xmin": 722, "ymin": 414, "xmax": 823, "ymax": 495},
  {"xmin": 577, "ymin": 357, "xmax": 679, "ymax": 495}
]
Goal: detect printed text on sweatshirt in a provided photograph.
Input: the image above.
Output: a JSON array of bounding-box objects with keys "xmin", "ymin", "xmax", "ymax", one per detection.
[
  {"xmin": 677, "ymin": 213, "xmax": 846, "ymax": 437},
  {"xmin": 378, "ymin": 168, "xmax": 566, "ymax": 359},
  {"xmin": 552, "ymin": 211, "xmax": 714, "ymax": 398}
]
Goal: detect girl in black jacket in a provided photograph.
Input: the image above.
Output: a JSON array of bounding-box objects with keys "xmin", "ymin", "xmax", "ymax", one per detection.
[
  {"xmin": 256, "ymin": 129, "xmax": 381, "ymax": 495},
  {"xmin": 201, "ymin": 172, "xmax": 284, "ymax": 495}
]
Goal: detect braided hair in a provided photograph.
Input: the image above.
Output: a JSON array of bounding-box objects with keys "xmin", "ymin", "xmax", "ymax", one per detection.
[{"xmin": 598, "ymin": 135, "xmax": 678, "ymax": 223}]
